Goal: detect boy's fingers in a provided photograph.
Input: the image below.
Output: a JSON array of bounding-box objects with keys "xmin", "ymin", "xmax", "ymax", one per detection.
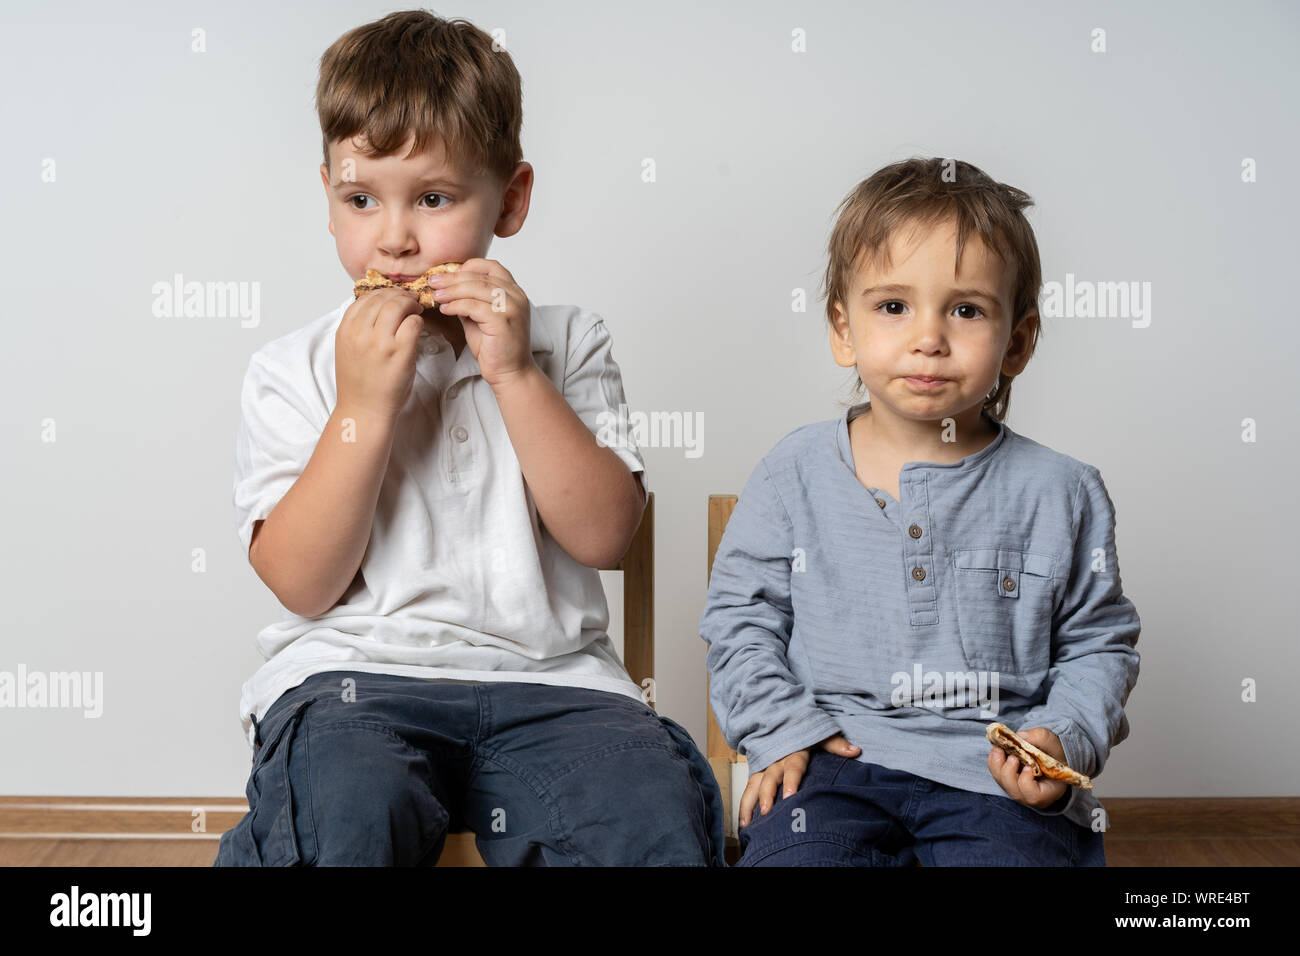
[
  {"xmin": 1017, "ymin": 767, "xmax": 1064, "ymax": 807},
  {"xmin": 758, "ymin": 769, "xmax": 782, "ymax": 816},
  {"xmin": 432, "ymin": 272, "xmax": 513, "ymax": 300},
  {"xmin": 991, "ymin": 746, "xmax": 1019, "ymax": 776},
  {"xmin": 458, "ymin": 257, "xmax": 513, "ymax": 283},
  {"xmin": 782, "ymin": 764, "xmax": 804, "ymax": 800},
  {"xmin": 377, "ymin": 294, "xmax": 425, "ymax": 339},
  {"xmin": 989, "ymin": 747, "xmax": 1067, "ymax": 808},
  {"xmin": 394, "ymin": 312, "xmax": 423, "ymax": 348},
  {"xmin": 988, "ymin": 747, "xmax": 1022, "ymax": 797},
  {"xmin": 357, "ymin": 288, "xmax": 420, "ymax": 335},
  {"xmin": 738, "ymin": 776, "xmax": 761, "ymax": 828},
  {"xmin": 821, "ymin": 734, "xmax": 860, "ymax": 755},
  {"xmin": 989, "ymin": 747, "xmax": 1064, "ymax": 807},
  {"xmin": 1016, "ymin": 763, "xmax": 1040, "ymax": 800}
]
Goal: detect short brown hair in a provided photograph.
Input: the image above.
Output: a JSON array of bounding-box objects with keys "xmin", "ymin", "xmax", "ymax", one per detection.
[
  {"xmin": 820, "ymin": 157, "xmax": 1042, "ymax": 422},
  {"xmin": 315, "ymin": 10, "xmax": 523, "ymax": 184}
]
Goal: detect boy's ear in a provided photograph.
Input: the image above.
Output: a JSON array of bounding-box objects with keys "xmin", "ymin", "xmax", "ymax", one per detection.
[
  {"xmin": 320, "ymin": 164, "xmax": 335, "ymax": 237},
  {"xmin": 1001, "ymin": 308, "xmax": 1039, "ymax": 377},
  {"xmin": 829, "ymin": 300, "xmax": 856, "ymax": 368},
  {"xmin": 494, "ymin": 161, "xmax": 534, "ymax": 239}
]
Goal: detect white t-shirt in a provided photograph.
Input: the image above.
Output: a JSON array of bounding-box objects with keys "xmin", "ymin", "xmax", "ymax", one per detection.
[{"xmin": 231, "ymin": 295, "xmax": 648, "ymax": 747}]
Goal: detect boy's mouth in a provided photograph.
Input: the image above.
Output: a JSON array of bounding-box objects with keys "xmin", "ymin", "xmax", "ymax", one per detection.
[{"xmin": 904, "ymin": 376, "xmax": 950, "ymax": 390}]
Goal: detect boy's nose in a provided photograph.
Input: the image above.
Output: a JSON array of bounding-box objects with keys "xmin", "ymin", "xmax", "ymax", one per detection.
[
  {"xmin": 379, "ymin": 240, "xmax": 417, "ymax": 260},
  {"xmin": 909, "ymin": 312, "xmax": 950, "ymax": 347},
  {"xmin": 378, "ymin": 220, "xmax": 418, "ymax": 258}
]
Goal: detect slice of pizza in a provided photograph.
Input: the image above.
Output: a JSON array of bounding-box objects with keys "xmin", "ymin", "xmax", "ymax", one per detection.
[
  {"xmin": 353, "ymin": 263, "xmax": 462, "ymax": 308},
  {"xmin": 985, "ymin": 722, "xmax": 1094, "ymax": 790}
]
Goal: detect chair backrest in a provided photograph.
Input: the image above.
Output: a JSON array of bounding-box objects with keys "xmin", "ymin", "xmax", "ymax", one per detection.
[
  {"xmin": 705, "ymin": 495, "xmax": 742, "ymax": 763},
  {"xmin": 607, "ymin": 491, "xmax": 654, "ymax": 708}
]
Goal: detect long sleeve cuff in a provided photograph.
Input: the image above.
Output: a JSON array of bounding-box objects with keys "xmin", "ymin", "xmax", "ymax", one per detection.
[
  {"xmin": 741, "ymin": 707, "xmax": 845, "ymax": 775},
  {"xmin": 1015, "ymin": 717, "xmax": 1104, "ymax": 828}
]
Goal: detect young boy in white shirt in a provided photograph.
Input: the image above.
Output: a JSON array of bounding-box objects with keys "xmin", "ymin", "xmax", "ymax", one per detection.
[{"xmin": 215, "ymin": 10, "xmax": 723, "ymax": 867}]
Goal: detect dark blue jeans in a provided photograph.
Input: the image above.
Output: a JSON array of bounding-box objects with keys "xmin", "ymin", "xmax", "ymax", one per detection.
[
  {"xmin": 736, "ymin": 750, "xmax": 1105, "ymax": 866},
  {"xmin": 214, "ymin": 670, "xmax": 725, "ymax": 866}
]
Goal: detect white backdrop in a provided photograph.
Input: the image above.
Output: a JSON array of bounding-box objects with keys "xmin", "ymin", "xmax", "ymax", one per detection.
[{"xmin": 2, "ymin": 0, "xmax": 1297, "ymax": 802}]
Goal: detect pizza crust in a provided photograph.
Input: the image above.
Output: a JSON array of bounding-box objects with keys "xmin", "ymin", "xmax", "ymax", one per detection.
[
  {"xmin": 986, "ymin": 722, "xmax": 1093, "ymax": 790},
  {"xmin": 353, "ymin": 262, "xmax": 462, "ymax": 308}
]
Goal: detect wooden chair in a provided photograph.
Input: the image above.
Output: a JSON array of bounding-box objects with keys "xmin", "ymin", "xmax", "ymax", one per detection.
[
  {"xmin": 435, "ymin": 490, "xmax": 655, "ymax": 866},
  {"xmin": 704, "ymin": 495, "xmax": 748, "ymax": 862}
]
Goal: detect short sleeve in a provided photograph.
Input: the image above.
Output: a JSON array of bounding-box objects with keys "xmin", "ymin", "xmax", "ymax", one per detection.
[
  {"xmin": 232, "ymin": 353, "xmax": 324, "ymax": 557},
  {"xmin": 562, "ymin": 316, "xmax": 647, "ymax": 489}
]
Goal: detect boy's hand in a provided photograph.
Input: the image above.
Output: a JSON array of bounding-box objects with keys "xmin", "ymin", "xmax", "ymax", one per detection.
[
  {"xmin": 738, "ymin": 734, "xmax": 861, "ymax": 828},
  {"xmin": 335, "ymin": 286, "xmax": 425, "ymax": 420},
  {"xmin": 426, "ymin": 258, "xmax": 536, "ymax": 389},
  {"xmin": 987, "ymin": 726, "xmax": 1069, "ymax": 809}
]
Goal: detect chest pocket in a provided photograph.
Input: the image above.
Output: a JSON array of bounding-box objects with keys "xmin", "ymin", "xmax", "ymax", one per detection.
[{"xmin": 952, "ymin": 548, "xmax": 1057, "ymax": 688}]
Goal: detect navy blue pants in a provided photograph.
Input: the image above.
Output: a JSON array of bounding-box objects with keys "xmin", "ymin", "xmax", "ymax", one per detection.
[
  {"xmin": 735, "ymin": 750, "xmax": 1105, "ymax": 866},
  {"xmin": 214, "ymin": 670, "xmax": 725, "ymax": 866}
]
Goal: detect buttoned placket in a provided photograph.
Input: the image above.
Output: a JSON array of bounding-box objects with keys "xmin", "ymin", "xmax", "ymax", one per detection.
[
  {"xmin": 869, "ymin": 471, "xmax": 940, "ymax": 627},
  {"xmin": 843, "ymin": 404, "xmax": 1008, "ymax": 635},
  {"xmin": 843, "ymin": 404, "xmax": 940, "ymax": 628},
  {"xmin": 416, "ymin": 331, "xmax": 481, "ymax": 485}
]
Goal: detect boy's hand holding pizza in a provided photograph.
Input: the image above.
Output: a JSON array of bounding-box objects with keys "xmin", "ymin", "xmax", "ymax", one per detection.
[
  {"xmin": 345, "ymin": 256, "xmax": 539, "ymax": 412},
  {"xmin": 987, "ymin": 725, "xmax": 1072, "ymax": 809},
  {"xmin": 336, "ymin": 285, "xmax": 427, "ymax": 421},
  {"xmin": 424, "ymin": 257, "xmax": 537, "ymax": 391}
]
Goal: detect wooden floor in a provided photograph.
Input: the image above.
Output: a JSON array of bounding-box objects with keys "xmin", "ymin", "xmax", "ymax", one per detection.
[{"xmin": 1, "ymin": 796, "xmax": 1296, "ymax": 866}]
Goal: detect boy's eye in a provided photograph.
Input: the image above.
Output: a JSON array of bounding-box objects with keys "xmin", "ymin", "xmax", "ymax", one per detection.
[
  {"xmin": 345, "ymin": 193, "xmax": 452, "ymax": 211},
  {"xmin": 875, "ymin": 301, "xmax": 985, "ymax": 319}
]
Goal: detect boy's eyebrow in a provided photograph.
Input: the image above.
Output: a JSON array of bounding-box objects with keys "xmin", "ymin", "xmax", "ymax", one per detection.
[
  {"xmin": 861, "ymin": 283, "xmax": 1003, "ymax": 308},
  {"xmin": 333, "ymin": 174, "xmax": 462, "ymax": 190}
]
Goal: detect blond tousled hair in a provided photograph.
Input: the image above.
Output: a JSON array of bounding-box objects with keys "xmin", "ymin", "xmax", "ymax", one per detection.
[{"xmin": 315, "ymin": 10, "xmax": 523, "ymax": 184}]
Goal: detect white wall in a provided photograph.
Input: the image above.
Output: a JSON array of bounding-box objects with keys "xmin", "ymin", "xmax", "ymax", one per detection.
[{"xmin": 2, "ymin": 0, "xmax": 1297, "ymax": 801}]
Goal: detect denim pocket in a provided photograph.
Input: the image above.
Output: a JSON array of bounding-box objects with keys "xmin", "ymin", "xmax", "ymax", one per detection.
[
  {"xmin": 244, "ymin": 697, "xmax": 315, "ymax": 866},
  {"xmin": 952, "ymin": 548, "xmax": 1057, "ymax": 687}
]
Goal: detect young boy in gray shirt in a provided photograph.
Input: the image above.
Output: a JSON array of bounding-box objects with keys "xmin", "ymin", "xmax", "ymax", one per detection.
[{"xmin": 701, "ymin": 157, "xmax": 1141, "ymax": 866}]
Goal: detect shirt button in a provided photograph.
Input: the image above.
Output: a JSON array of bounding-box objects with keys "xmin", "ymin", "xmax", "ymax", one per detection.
[
  {"xmin": 1002, "ymin": 576, "xmax": 1016, "ymax": 592},
  {"xmin": 908, "ymin": 524, "xmax": 922, "ymax": 538},
  {"xmin": 911, "ymin": 567, "xmax": 926, "ymax": 581},
  {"xmin": 875, "ymin": 497, "xmax": 886, "ymax": 509},
  {"xmin": 451, "ymin": 425, "xmax": 469, "ymax": 442}
]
